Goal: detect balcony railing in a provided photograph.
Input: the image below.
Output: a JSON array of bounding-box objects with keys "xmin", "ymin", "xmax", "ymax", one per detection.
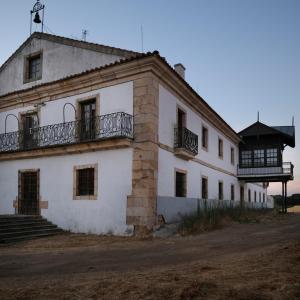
[
  {"xmin": 174, "ymin": 127, "xmax": 198, "ymax": 155},
  {"xmin": 0, "ymin": 112, "xmax": 133, "ymax": 153},
  {"xmin": 237, "ymin": 162, "xmax": 294, "ymax": 177}
]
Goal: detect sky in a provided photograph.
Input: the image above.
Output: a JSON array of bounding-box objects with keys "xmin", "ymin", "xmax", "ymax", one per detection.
[{"xmin": 0, "ymin": 0, "xmax": 299, "ymax": 195}]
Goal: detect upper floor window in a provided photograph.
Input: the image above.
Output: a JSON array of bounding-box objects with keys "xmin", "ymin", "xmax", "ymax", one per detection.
[
  {"xmin": 266, "ymin": 148, "xmax": 278, "ymax": 166},
  {"xmin": 218, "ymin": 138, "xmax": 223, "ymax": 159},
  {"xmin": 241, "ymin": 150, "xmax": 252, "ymax": 167},
  {"xmin": 230, "ymin": 147, "xmax": 235, "ymax": 165},
  {"xmin": 202, "ymin": 126, "xmax": 208, "ymax": 150},
  {"xmin": 24, "ymin": 52, "xmax": 42, "ymax": 83},
  {"xmin": 254, "ymin": 150, "xmax": 264, "ymax": 167}
]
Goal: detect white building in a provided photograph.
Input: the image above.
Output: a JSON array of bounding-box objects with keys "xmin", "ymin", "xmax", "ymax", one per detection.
[{"xmin": 0, "ymin": 32, "xmax": 270, "ymax": 235}]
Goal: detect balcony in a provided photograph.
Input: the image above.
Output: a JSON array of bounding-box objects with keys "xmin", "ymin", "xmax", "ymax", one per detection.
[
  {"xmin": 174, "ymin": 127, "xmax": 198, "ymax": 160},
  {"xmin": 237, "ymin": 162, "xmax": 294, "ymax": 182},
  {"xmin": 0, "ymin": 112, "xmax": 133, "ymax": 154}
]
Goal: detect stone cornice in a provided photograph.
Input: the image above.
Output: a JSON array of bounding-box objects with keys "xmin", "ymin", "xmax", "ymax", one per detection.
[{"xmin": 0, "ymin": 54, "xmax": 241, "ymax": 144}]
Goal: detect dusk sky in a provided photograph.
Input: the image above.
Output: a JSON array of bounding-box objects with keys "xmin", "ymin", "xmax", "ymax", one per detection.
[{"xmin": 0, "ymin": 0, "xmax": 299, "ymax": 195}]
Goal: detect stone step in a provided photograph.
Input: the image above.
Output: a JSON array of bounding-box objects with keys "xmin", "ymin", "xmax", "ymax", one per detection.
[
  {"xmin": 0, "ymin": 221, "xmax": 49, "ymax": 229},
  {"xmin": 0, "ymin": 224, "xmax": 58, "ymax": 234},
  {"xmin": 0, "ymin": 228, "xmax": 63, "ymax": 240}
]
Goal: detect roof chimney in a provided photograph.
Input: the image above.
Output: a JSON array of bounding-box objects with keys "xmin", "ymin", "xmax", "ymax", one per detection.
[{"xmin": 174, "ymin": 63, "xmax": 185, "ymax": 79}]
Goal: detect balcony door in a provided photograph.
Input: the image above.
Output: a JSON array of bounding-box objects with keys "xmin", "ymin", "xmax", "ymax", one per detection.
[
  {"xmin": 18, "ymin": 170, "xmax": 39, "ymax": 215},
  {"xmin": 22, "ymin": 112, "xmax": 39, "ymax": 149},
  {"xmin": 80, "ymin": 99, "xmax": 96, "ymax": 141},
  {"xmin": 177, "ymin": 108, "xmax": 186, "ymax": 131}
]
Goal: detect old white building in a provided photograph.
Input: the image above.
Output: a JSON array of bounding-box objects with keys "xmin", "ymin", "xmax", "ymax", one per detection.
[{"xmin": 0, "ymin": 32, "xmax": 272, "ymax": 235}]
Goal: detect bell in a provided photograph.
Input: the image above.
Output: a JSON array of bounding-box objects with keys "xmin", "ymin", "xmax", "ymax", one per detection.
[{"xmin": 33, "ymin": 12, "xmax": 41, "ymax": 24}]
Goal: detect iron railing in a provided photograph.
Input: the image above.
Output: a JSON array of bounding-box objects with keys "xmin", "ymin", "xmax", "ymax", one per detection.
[
  {"xmin": 174, "ymin": 127, "xmax": 198, "ymax": 155},
  {"xmin": 0, "ymin": 112, "xmax": 133, "ymax": 153},
  {"xmin": 237, "ymin": 162, "xmax": 294, "ymax": 177}
]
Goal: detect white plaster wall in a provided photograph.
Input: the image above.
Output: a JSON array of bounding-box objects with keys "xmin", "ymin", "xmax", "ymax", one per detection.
[
  {"xmin": 0, "ymin": 37, "xmax": 123, "ymax": 96},
  {"xmin": 158, "ymin": 84, "xmax": 267, "ymax": 202},
  {"xmin": 0, "ymin": 81, "xmax": 133, "ymax": 133},
  {"xmin": 0, "ymin": 148, "xmax": 133, "ymax": 235}
]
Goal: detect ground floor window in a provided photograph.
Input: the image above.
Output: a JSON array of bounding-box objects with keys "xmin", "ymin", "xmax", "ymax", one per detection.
[
  {"xmin": 73, "ymin": 164, "xmax": 98, "ymax": 200},
  {"xmin": 201, "ymin": 177, "xmax": 208, "ymax": 199},
  {"xmin": 254, "ymin": 191, "xmax": 257, "ymax": 203},
  {"xmin": 248, "ymin": 189, "xmax": 251, "ymax": 202},
  {"xmin": 231, "ymin": 184, "xmax": 235, "ymax": 201},
  {"xmin": 175, "ymin": 169, "xmax": 187, "ymax": 197},
  {"xmin": 218, "ymin": 181, "xmax": 223, "ymax": 200}
]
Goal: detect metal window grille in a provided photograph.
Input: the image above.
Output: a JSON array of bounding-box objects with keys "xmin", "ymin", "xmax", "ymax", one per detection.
[{"xmin": 77, "ymin": 168, "xmax": 94, "ymax": 196}]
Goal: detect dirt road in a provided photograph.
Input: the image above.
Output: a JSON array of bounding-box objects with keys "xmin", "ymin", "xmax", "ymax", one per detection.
[{"xmin": 0, "ymin": 213, "xmax": 299, "ymax": 299}]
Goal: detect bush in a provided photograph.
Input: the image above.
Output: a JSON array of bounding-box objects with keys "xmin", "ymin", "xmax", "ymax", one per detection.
[{"xmin": 178, "ymin": 205, "xmax": 270, "ymax": 235}]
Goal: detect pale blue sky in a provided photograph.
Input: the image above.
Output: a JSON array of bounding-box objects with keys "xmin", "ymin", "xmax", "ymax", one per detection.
[{"xmin": 0, "ymin": 0, "xmax": 299, "ymax": 194}]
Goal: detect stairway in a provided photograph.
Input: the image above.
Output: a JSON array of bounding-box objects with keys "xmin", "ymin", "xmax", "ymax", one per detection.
[{"xmin": 0, "ymin": 215, "xmax": 63, "ymax": 244}]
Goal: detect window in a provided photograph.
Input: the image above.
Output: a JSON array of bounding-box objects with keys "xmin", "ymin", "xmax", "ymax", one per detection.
[
  {"xmin": 254, "ymin": 191, "xmax": 257, "ymax": 203},
  {"xmin": 80, "ymin": 99, "xmax": 96, "ymax": 141},
  {"xmin": 230, "ymin": 147, "xmax": 235, "ymax": 165},
  {"xmin": 266, "ymin": 148, "xmax": 278, "ymax": 166},
  {"xmin": 218, "ymin": 138, "xmax": 223, "ymax": 159},
  {"xmin": 263, "ymin": 193, "xmax": 266, "ymax": 203},
  {"xmin": 231, "ymin": 184, "xmax": 235, "ymax": 201},
  {"xmin": 201, "ymin": 177, "xmax": 208, "ymax": 199},
  {"xmin": 259, "ymin": 192, "xmax": 262, "ymax": 203},
  {"xmin": 218, "ymin": 181, "xmax": 223, "ymax": 200},
  {"xmin": 241, "ymin": 150, "xmax": 252, "ymax": 167},
  {"xmin": 21, "ymin": 112, "xmax": 39, "ymax": 149},
  {"xmin": 254, "ymin": 150, "xmax": 264, "ymax": 167},
  {"xmin": 73, "ymin": 164, "xmax": 98, "ymax": 200},
  {"xmin": 24, "ymin": 52, "xmax": 42, "ymax": 82},
  {"xmin": 240, "ymin": 187, "xmax": 244, "ymax": 202},
  {"xmin": 248, "ymin": 189, "xmax": 251, "ymax": 202},
  {"xmin": 177, "ymin": 107, "xmax": 186, "ymax": 130},
  {"xmin": 175, "ymin": 170, "xmax": 187, "ymax": 197},
  {"xmin": 202, "ymin": 126, "xmax": 208, "ymax": 150}
]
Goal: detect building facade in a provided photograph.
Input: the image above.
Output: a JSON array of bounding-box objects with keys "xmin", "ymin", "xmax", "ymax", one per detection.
[{"xmin": 0, "ymin": 33, "xmax": 270, "ymax": 235}]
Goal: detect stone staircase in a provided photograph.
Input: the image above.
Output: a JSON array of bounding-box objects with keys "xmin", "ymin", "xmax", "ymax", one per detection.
[{"xmin": 0, "ymin": 215, "xmax": 63, "ymax": 244}]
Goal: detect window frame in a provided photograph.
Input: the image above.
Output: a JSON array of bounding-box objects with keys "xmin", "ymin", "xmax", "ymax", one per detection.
[
  {"xmin": 23, "ymin": 51, "xmax": 43, "ymax": 83},
  {"xmin": 73, "ymin": 164, "xmax": 98, "ymax": 200},
  {"xmin": 218, "ymin": 180, "xmax": 224, "ymax": 200},
  {"xmin": 230, "ymin": 147, "xmax": 235, "ymax": 165},
  {"xmin": 175, "ymin": 168, "xmax": 187, "ymax": 198},
  {"xmin": 202, "ymin": 125, "xmax": 208, "ymax": 151},
  {"xmin": 230, "ymin": 184, "xmax": 235, "ymax": 201},
  {"xmin": 201, "ymin": 176, "xmax": 208, "ymax": 199},
  {"xmin": 218, "ymin": 138, "xmax": 223, "ymax": 159}
]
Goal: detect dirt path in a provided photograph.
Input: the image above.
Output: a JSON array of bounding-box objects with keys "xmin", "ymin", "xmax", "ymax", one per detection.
[{"xmin": 0, "ymin": 213, "xmax": 299, "ymax": 299}]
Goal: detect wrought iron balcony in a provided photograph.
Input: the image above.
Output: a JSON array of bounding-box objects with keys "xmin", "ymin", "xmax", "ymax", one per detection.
[
  {"xmin": 174, "ymin": 127, "xmax": 198, "ymax": 156},
  {"xmin": 0, "ymin": 112, "xmax": 133, "ymax": 153},
  {"xmin": 237, "ymin": 162, "xmax": 294, "ymax": 181}
]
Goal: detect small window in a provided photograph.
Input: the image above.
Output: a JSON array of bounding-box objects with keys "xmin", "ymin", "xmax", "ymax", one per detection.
[
  {"xmin": 231, "ymin": 184, "xmax": 235, "ymax": 201},
  {"xmin": 254, "ymin": 191, "xmax": 257, "ymax": 203},
  {"xmin": 218, "ymin": 181, "xmax": 223, "ymax": 200},
  {"xmin": 259, "ymin": 192, "xmax": 262, "ymax": 203},
  {"xmin": 248, "ymin": 189, "xmax": 251, "ymax": 202},
  {"xmin": 218, "ymin": 138, "xmax": 223, "ymax": 159},
  {"xmin": 24, "ymin": 52, "xmax": 42, "ymax": 82},
  {"xmin": 73, "ymin": 164, "xmax": 98, "ymax": 200},
  {"xmin": 230, "ymin": 147, "xmax": 235, "ymax": 165},
  {"xmin": 202, "ymin": 126, "xmax": 208, "ymax": 150},
  {"xmin": 201, "ymin": 177, "xmax": 208, "ymax": 199},
  {"xmin": 175, "ymin": 170, "xmax": 186, "ymax": 197}
]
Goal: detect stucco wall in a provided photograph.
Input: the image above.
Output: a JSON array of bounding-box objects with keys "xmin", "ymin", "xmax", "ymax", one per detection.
[
  {"xmin": 0, "ymin": 37, "xmax": 123, "ymax": 96},
  {"xmin": 0, "ymin": 148, "xmax": 133, "ymax": 235},
  {"xmin": 158, "ymin": 84, "xmax": 267, "ymax": 202}
]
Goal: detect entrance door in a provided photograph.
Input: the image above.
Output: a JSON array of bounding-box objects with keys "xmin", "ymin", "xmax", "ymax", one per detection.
[
  {"xmin": 80, "ymin": 100, "xmax": 96, "ymax": 141},
  {"xmin": 19, "ymin": 171, "xmax": 39, "ymax": 215},
  {"xmin": 22, "ymin": 113, "xmax": 39, "ymax": 149}
]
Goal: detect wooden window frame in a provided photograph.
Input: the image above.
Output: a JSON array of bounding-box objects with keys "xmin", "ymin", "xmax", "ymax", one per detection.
[
  {"xmin": 174, "ymin": 168, "xmax": 187, "ymax": 198},
  {"xmin": 73, "ymin": 164, "xmax": 98, "ymax": 200},
  {"xmin": 23, "ymin": 51, "xmax": 43, "ymax": 84},
  {"xmin": 76, "ymin": 94, "xmax": 100, "ymax": 121}
]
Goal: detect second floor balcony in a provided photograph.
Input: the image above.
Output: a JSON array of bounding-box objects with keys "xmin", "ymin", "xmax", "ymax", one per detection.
[
  {"xmin": 237, "ymin": 162, "xmax": 294, "ymax": 182},
  {"xmin": 174, "ymin": 127, "xmax": 198, "ymax": 159},
  {"xmin": 0, "ymin": 112, "xmax": 133, "ymax": 154}
]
